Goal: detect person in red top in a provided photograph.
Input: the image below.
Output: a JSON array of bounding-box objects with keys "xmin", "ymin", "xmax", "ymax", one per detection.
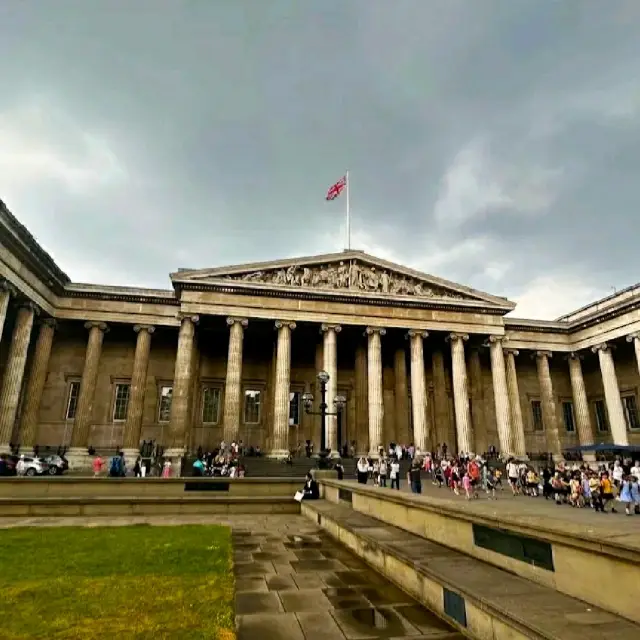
[
  {"xmin": 92, "ymin": 455, "xmax": 104, "ymax": 477},
  {"xmin": 468, "ymin": 458, "xmax": 480, "ymax": 499}
]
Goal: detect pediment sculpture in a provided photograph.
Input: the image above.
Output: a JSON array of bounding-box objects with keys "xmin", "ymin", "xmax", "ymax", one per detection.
[{"xmin": 223, "ymin": 260, "xmax": 465, "ymax": 299}]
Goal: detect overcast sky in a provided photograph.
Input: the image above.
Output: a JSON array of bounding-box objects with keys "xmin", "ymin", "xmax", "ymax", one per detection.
[{"xmin": 1, "ymin": 1, "xmax": 639, "ymax": 320}]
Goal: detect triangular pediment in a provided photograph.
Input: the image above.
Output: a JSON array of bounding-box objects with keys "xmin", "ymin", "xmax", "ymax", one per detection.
[{"xmin": 172, "ymin": 251, "xmax": 514, "ymax": 310}]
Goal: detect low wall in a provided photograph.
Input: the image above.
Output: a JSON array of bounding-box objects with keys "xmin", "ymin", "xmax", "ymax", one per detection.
[
  {"xmin": 0, "ymin": 477, "xmax": 303, "ymax": 499},
  {"xmin": 318, "ymin": 479, "xmax": 640, "ymax": 624}
]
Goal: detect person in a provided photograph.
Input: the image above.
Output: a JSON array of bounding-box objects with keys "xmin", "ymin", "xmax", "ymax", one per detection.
[
  {"xmin": 390, "ymin": 457, "xmax": 400, "ymax": 490},
  {"xmin": 378, "ymin": 457, "xmax": 388, "ymax": 488},
  {"xmin": 302, "ymin": 472, "xmax": 319, "ymax": 500},
  {"xmin": 133, "ymin": 456, "xmax": 142, "ymax": 478},
  {"xmin": 356, "ymin": 457, "xmax": 368, "ymax": 484},
  {"xmin": 109, "ymin": 453, "xmax": 125, "ymax": 478},
  {"xmin": 334, "ymin": 460, "xmax": 345, "ymax": 480},
  {"xmin": 407, "ymin": 460, "xmax": 422, "ymax": 494},
  {"xmin": 192, "ymin": 457, "xmax": 205, "ymax": 476},
  {"xmin": 92, "ymin": 455, "xmax": 104, "ymax": 477}
]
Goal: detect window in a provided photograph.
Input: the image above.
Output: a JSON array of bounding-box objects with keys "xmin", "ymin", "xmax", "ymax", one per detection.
[
  {"xmin": 562, "ymin": 402, "xmax": 575, "ymax": 432},
  {"xmin": 622, "ymin": 395, "xmax": 639, "ymax": 430},
  {"xmin": 65, "ymin": 381, "xmax": 81, "ymax": 420},
  {"xmin": 531, "ymin": 400, "xmax": 544, "ymax": 431},
  {"xmin": 594, "ymin": 399, "xmax": 608, "ymax": 432},
  {"xmin": 243, "ymin": 389, "xmax": 261, "ymax": 424},
  {"xmin": 158, "ymin": 385, "xmax": 173, "ymax": 422},
  {"xmin": 202, "ymin": 387, "xmax": 221, "ymax": 424},
  {"xmin": 289, "ymin": 391, "xmax": 301, "ymax": 426},
  {"xmin": 112, "ymin": 383, "xmax": 131, "ymax": 421}
]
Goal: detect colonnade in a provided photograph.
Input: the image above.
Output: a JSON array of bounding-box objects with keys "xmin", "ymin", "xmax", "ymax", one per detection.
[{"xmin": 0, "ymin": 277, "xmax": 639, "ymax": 461}]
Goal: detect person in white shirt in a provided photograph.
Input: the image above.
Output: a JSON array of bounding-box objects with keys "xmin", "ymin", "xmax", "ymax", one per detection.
[
  {"xmin": 631, "ymin": 461, "xmax": 640, "ymax": 482},
  {"xmin": 506, "ymin": 459, "xmax": 520, "ymax": 495},
  {"xmin": 356, "ymin": 457, "xmax": 368, "ymax": 484},
  {"xmin": 390, "ymin": 458, "xmax": 401, "ymax": 489}
]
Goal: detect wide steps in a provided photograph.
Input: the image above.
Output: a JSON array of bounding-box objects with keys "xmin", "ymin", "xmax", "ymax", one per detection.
[{"xmin": 301, "ymin": 499, "xmax": 640, "ymax": 640}]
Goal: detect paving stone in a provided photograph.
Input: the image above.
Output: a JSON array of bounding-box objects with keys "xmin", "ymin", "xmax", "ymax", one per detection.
[
  {"xmin": 279, "ymin": 588, "xmax": 332, "ymax": 613},
  {"xmin": 266, "ymin": 575, "xmax": 298, "ymax": 591},
  {"xmin": 236, "ymin": 592, "xmax": 284, "ymax": 615},
  {"xmin": 237, "ymin": 612, "xmax": 305, "ymax": 639},
  {"xmin": 296, "ymin": 611, "xmax": 347, "ymax": 639},
  {"xmin": 236, "ymin": 577, "xmax": 268, "ymax": 593}
]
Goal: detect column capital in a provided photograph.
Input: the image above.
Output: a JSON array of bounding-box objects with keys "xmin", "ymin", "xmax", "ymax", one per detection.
[
  {"xmin": 406, "ymin": 329, "xmax": 428, "ymax": 340},
  {"xmin": 446, "ymin": 332, "xmax": 469, "ymax": 343},
  {"xmin": 178, "ymin": 313, "xmax": 200, "ymax": 325},
  {"xmin": 534, "ymin": 350, "xmax": 552, "ymax": 359},
  {"xmin": 365, "ymin": 326, "xmax": 386, "ymax": 336},
  {"xmin": 84, "ymin": 321, "xmax": 109, "ymax": 333},
  {"xmin": 226, "ymin": 316, "xmax": 248, "ymax": 328},
  {"xmin": 503, "ymin": 348, "xmax": 519, "ymax": 357},
  {"xmin": 16, "ymin": 299, "xmax": 40, "ymax": 315},
  {"xmin": 592, "ymin": 342, "xmax": 614, "ymax": 354},
  {"xmin": 626, "ymin": 333, "xmax": 640, "ymax": 342},
  {"xmin": 320, "ymin": 323, "xmax": 342, "ymax": 333},
  {"xmin": 567, "ymin": 351, "xmax": 583, "ymax": 361},
  {"xmin": 40, "ymin": 317, "xmax": 57, "ymax": 330},
  {"xmin": 0, "ymin": 278, "xmax": 17, "ymax": 296},
  {"xmin": 484, "ymin": 334, "xmax": 505, "ymax": 347},
  {"xmin": 133, "ymin": 324, "xmax": 155, "ymax": 334},
  {"xmin": 275, "ymin": 320, "xmax": 296, "ymax": 331}
]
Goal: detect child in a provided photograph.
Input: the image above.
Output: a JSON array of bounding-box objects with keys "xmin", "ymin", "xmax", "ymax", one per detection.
[
  {"xmin": 433, "ymin": 465, "xmax": 444, "ymax": 488},
  {"xmin": 525, "ymin": 468, "xmax": 538, "ymax": 497},
  {"xmin": 569, "ymin": 475, "xmax": 583, "ymax": 508},
  {"xmin": 485, "ymin": 468, "xmax": 497, "ymax": 499},
  {"xmin": 618, "ymin": 475, "xmax": 635, "ymax": 516},
  {"xmin": 462, "ymin": 471, "xmax": 472, "ymax": 500}
]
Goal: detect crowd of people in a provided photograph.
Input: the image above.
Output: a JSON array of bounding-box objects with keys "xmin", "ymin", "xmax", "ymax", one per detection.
[{"xmin": 349, "ymin": 441, "xmax": 640, "ymax": 516}]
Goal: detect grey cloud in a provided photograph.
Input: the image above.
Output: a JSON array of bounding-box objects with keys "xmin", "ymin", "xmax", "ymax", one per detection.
[{"xmin": 1, "ymin": 0, "xmax": 639, "ymax": 315}]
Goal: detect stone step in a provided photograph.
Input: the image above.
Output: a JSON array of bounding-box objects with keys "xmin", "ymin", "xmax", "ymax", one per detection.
[{"xmin": 301, "ymin": 499, "xmax": 640, "ymax": 639}]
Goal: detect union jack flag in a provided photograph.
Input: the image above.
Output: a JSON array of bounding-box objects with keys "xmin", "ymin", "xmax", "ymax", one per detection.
[{"xmin": 325, "ymin": 176, "xmax": 347, "ymax": 201}]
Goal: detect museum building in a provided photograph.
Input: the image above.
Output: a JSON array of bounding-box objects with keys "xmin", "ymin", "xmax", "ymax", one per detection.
[{"xmin": 1, "ymin": 200, "xmax": 639, "ymax": 467}]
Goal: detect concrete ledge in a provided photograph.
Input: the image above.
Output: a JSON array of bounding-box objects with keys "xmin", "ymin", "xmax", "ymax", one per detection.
[
  {"xmin": 0, "ymin": 495, "xmax": 300, "ymax": 517},
  {"xmin": 301, "ymin": 500, "xmax": 640, "ymax": 640},
  {"xmin": 0, "ymin": 477, "xmax": 304, "ymax": 498},
  {"xmin": 318, "ymin": 479, "xmax": 640, "ymax": 623}
]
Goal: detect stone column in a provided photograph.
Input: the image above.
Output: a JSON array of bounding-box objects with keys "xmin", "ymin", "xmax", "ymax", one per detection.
[
  {"xmin": 407, "ymin": 330, "xmax": 429, "ymax": 452},
  {"xmin": 165, "ymin": 315, "xmax": 198, "ymax": 464},
  {"xmin": 504, "ymin": 349, "xmax": 527, "ymax": 459},
  {"xmin": 468, "ymin": 348, "xmax": 488, "ymax": 454},
  {"xmin": 320, "ymin": 324, "xmax": 341, "ymax": 453},
  {"xmin": 448, "ymin": 333, "xmax": 474, "ymax": 455},
  {"xmin": 567, "ymin": 353, "xmax": 596, "ymax": 460},
  {"xmin": 534, "ymin": 351, "xmax": 562, "ymax": 458},
  {"xmin": 626, "ymin": 333, "xmax": 640, "ymax": 376},
  {"xmin": 354, "ymin": 343, "xmax": 368, "ymax": 455},
  {"xmin": 0, "ymin": 301, "xmax": 37, "ymax": 453},
  {"xmin": 18, "ymin": 318, "xmax": 56, "ymax": 449},
  {"xmin": 222, "ymin": 317, "xmax": 248, "ymax": 444},
  {"xmin": 270, "ymin": 321, "xmax": 296, "ymax": 457},
  {"xmin": 394, "ymin": 346, "xmax": 410, "ymax": 447},
  {"xmin": 366, "ymin": 327, "xmax": 386, "ymax": 457},
  {"xmin": 0, "ymin": 278, "xmax": 16, "ymax": 344},
  {"xmin": 488, "ymin": 336, "xmax": 515, "ymax": 457},
  {"xmin": 592, "ymin": 343, "xmax": 629, "ymax": 446},
  {"xmin": 67, "ymin": 321, "xmax": 109, "ymax": 466},
  {"xmin": 431, "ymin": 350, "xmax": 452, "ymax": 452},
  {"xmin": 121, "ymin": 325, "xmax": 155, "ymax": 458}
]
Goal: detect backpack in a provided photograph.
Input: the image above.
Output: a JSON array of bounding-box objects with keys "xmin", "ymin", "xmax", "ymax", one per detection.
[{"xmin": 110, "ymin": 456, "xmax": 122, "ymax": 475}]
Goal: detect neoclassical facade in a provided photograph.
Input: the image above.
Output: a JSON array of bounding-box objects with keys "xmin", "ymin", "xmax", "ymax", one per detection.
[{"xmin": 1, "ymin": 201, "xmax": 640, "ymax": 465}]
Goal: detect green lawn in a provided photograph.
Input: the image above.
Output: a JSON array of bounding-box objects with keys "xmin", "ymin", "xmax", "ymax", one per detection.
[{"xmin": 0, "ymin": 524, "xmax": 235, "ymax": 640}]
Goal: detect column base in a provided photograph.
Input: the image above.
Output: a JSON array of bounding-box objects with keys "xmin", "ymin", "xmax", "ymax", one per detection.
[
  {"xmin": 552, "ymin": 453, "xmax": 565, "ymax": 463},
  {"xmin": 0, "ymin": 443, "xmax": 11, "ymax": 456},
  {"xmin": 266, "ymin": 449, "xmax": 290, "ymax": 460},
  {"xmin": 163, "ymin": 447, "xmax": 186, "ymax": 477},
  {"xmin": 65, "ymin": 447, "xmax": 92, "ymax": 471}
]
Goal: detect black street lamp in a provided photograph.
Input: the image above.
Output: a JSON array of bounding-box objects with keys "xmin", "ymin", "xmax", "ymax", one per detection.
[{"xmin": 302, "ymin": 370, "xmax": 346, "ymax": 454}]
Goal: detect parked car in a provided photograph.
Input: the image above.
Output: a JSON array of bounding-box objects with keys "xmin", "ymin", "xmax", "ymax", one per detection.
[
  {"xmin": 43, "ymin": 454, "xmax": 68, "ymax": 475},
  {"xmin": 17, "ymin": 456, "xmax": 47, "ymax": 476}
]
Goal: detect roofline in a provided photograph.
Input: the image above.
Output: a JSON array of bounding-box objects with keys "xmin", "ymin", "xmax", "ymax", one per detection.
[{"xmin": 555, "ymin": 282, "xmax": 640, "ymax": 321}]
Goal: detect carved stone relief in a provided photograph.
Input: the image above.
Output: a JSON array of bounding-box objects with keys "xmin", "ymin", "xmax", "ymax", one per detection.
[{"xmin": 227, "ymin": 260, "xmax": 466, "ymax": 299}]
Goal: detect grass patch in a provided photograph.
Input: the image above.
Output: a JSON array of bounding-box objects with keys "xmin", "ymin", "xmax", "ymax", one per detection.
[{"xmin": 0, "ymin": 525, "xmax": 235, "ymax": 639}]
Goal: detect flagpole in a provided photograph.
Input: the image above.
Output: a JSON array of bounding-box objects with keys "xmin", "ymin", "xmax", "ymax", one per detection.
[{"xmin": 345, "ymin": 170, "xmax": 350, "ymax": 250}]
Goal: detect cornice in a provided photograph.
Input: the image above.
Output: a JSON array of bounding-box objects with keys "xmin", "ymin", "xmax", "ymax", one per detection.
[
  {"xmin": 172, "ymin": 278, "xmax": 511, "ymax": 315},
  {"xmin": 63, "ymin": 283, "xmax": 179, "ymax": 306},
  {"xmin": 0, "ymin": 200, "xmax": 70, "ymax": 293}
]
